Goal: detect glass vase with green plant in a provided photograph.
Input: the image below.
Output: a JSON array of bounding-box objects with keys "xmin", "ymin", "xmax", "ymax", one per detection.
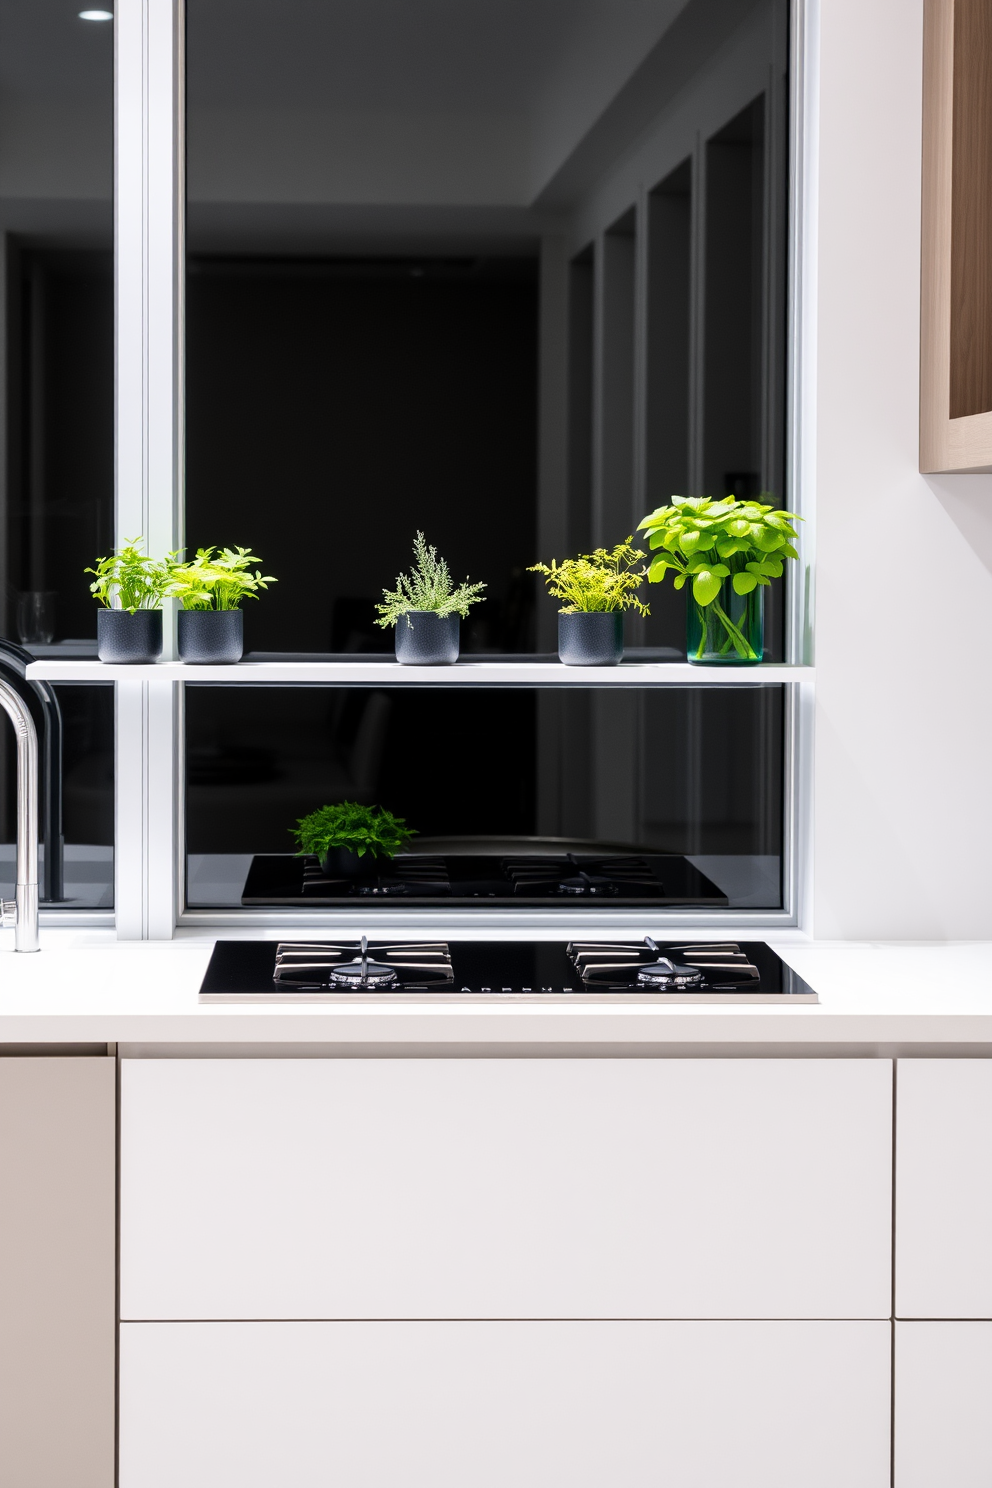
[
  {"xmin": 166, "ymin": 546, "xmax": 276, "ymax": 610},
  {"xmin": 637, "ymin": 497, "xmax": 801, "ymax": 664},
  {"xmin": 291, "ymin": 801, "xmax": 416, "ymax": 876}
]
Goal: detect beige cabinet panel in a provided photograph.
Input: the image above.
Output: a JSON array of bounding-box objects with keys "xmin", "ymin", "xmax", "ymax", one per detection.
[
  {"xmin": 121, "ymin": 1057, "xmax": 892, "ymax": 1320},
  {"xmin": 0, "ymin": 1056, "xmax": 116, "ymax": 1488},
  {"xmin": 120, "ymin": 1320, "xmax": 891, "ymax": 1488},
  {"xmin": 895, "ymin": 1322, "xmax": 992, "ymax": 1485},
  {"xmin": 896, "ymin": 1059, "xmax": 992, "ymax": 1317}
]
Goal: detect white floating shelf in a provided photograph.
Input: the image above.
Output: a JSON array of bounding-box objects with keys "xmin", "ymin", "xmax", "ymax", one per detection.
[{"xmin": 26, "ymin": 659, "xmax": 813, "ymax": 686}]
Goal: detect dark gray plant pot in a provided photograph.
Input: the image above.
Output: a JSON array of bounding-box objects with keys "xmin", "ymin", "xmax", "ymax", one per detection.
[
  {"xmin": 178, "ymin": 609, "xmax": 244, "ymax": 664},
  {"xmin": 97, "ymin": 609, "xmax": 163, "ymax": 664},
  {"xmin": 558, "ymin": 611, "xmax": 623, "ymax": 666},
  {"xmin": 319, "ymin": 846, "xmax": 368, "ymax": 878},
  {"xmin": 394, "ymin": 610, "xmax": 460, "ymax": 665}
]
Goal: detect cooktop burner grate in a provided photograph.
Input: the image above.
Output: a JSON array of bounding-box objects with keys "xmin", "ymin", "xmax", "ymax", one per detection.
[
  {"xmin": 568, "ymin": 938, "xmax": 762, "ymax": 989},
  {"xmin": 273, "ymin": 936, "xmax": 454, "ymax": 989}
]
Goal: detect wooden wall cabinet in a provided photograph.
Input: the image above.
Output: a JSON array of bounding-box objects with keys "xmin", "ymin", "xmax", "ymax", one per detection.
[{"xmin": 921, "ymin": 0, "xmax": 992, "ymax": 470}]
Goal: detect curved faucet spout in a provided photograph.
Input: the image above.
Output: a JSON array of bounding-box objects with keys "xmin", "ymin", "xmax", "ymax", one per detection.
[{"xmin": 0, "ymin": 677, "xmax": 39, "ymax": 951}]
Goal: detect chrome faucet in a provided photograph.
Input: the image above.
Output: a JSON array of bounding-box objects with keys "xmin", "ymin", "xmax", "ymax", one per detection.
[{"xmin": 0, "ymin": 678, "xmax": 39, "ymax": 951}]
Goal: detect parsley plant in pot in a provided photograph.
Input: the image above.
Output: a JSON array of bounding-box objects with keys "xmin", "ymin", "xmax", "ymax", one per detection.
[
  {"xmin": 528, "ymin": 541, "xmax": 649, "ymax": 665},
  {"xmin": 637, "ymin": 497, "xmax": 801, "ymax": 664},
  {"xmin": 86, "ymin": 539, "xmax": 173, "ymax": 663},
  {"xmin": 375, "ymin": 532, "xmax": 486, "ymax": 665},
  {"xmin": 291, "ymin": 801, "xmax": 416, "ymax": 878},
  {"xmin": 167, "ymin": 547, "xmax": 276, "ymax": 663}
]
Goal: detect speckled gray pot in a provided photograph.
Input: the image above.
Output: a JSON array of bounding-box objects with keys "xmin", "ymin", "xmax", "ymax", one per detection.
[
  {"xmin": 178, "ymin": 609, "xmax": 243, "ymax": 664},
  {"xmin": 394, "ymin": 611, "xmax": 460, "ymax": 665},
  {"xmin": 558, "ymin": 611, "xmax": 623, "ymax": 666},
  {"xmin": 97, "ymin": 609, "xmax": 163, "ymax": 664}
]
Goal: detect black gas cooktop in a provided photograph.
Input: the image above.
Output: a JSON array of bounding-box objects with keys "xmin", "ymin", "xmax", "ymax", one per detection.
[
  {"xmin": 198, "ymin": 937, "xmax": 817, "ymax": 1003},
  {"xmin": 240, "ymin": 853, "xmax": 729, "ymax": 908}
]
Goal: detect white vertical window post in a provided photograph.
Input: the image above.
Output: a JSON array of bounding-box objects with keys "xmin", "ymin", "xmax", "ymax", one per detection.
[{"xmin": 115, "ymin": 0, "xmax": 184, "ymax": 939}]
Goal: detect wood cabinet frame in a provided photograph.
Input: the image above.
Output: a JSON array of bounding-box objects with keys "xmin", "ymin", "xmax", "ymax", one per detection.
[{"xmin": 921, "ymin": 0, "xmax": 992, "ymax": 471}]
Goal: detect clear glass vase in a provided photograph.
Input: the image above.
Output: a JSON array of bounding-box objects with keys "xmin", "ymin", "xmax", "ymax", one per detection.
[{"xmin": 686, "ymin": 581, "xmax": 764, "ymax": 665}]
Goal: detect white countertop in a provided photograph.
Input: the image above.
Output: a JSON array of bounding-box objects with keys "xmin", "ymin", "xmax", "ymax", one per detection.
[{"xmin": 1, "ymin": 931, "xmax": 991, "ymax": 1050}]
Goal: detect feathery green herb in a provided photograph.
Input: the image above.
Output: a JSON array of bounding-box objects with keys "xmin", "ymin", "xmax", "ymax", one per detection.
[
  {"xmin": 528, "ymin": 540, "xmax": 650, "ymax": 615},
  {"xmin": 375, "ymin": 533, "xmax": 486, "ymax": 628}
]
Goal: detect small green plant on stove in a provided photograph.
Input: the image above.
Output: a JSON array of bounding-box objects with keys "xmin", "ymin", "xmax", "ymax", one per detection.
[
  {"xmin": 85, "ymin": 538, "xmax": 176, "ymax": 612},
  {"xmin": 637, "ymin": 496, "xmax": 802, "ymax": 660},
  {"xmin": 528, "ymin": 540, "xmax": 650, "ymax": 615},
  {"xmin": 375, "ymin": 532, "xmax": 486, "ymax": 628},
  {"xmin": 166, "ymin": 547, "xmax": 276, "ymax": 611},
  {"xmin": 290, "ymin": 802, "xmax": 416, "ymax": 862}
]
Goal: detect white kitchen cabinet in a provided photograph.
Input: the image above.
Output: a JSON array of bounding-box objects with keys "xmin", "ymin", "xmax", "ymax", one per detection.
[
  {"xmin": 896, "ymin": 1059, "xmax": 992, "ymax": 1318},
  {"xmin": 120, "ymin": 1057, "xmax": 892, "ymax": 1320},
  {"xmin": 119, "ymin": 1319, "xmax": 891, "ymax": 1488},
  {"xmin": 895, "ymin": 1322, "xmax": 992, "ymax": 1485}
]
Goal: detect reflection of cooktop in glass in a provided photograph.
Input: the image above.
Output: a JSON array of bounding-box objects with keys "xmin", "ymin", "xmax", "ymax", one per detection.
[
  {"xmin": 198, "ymin": 937, "xmax": 818, "ymax": 1003},
  {"xmin": 239, "ymin": 852, "xmax": 729, "ymax": 908}
]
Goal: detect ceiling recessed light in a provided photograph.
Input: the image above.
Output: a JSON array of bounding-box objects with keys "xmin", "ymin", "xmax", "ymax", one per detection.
[{"xmin": 79, "ymin": 9, "xmax": 113, "ymax": 19}]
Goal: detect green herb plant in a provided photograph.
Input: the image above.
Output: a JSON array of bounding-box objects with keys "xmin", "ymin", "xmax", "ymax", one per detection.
[
  {"xmin": 291, "ymin": 801, "xmax": 416, "ymax": 862},
  {"xmin": 637, "ymin": 496, "xmax": 801, "ymax": 660},
  {"xmin": 528, "ymin": 540, "xmax": 650, "ymax": 616},
  {"xmin": 167, "ymin": 547, "xmax": 276, "ymax": 611},
  {"xmin": 375, "ymin": 532, "xmax": 486, "ymax": 628},
  {"xmin": 86, "ymin": 539, "xmax": 175, "ymax": 612}
]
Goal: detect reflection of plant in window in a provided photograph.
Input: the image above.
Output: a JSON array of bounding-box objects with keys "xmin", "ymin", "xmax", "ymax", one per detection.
[
  {"xmin": 375, "ymin": 532, "xmax": 486, "ymax": 627},
  {"xmin": 528, "ymin": 540, "xmax": 650, "ymax": 614},
  {"xmin": 290, "ymin": 801, "xmax": 416, "ymax": 862}
]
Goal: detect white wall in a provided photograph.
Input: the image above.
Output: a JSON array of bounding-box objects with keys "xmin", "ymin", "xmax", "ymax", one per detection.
[{"xmin": 812, "ymin": 0, "xmax": 992, "ymax": 937}]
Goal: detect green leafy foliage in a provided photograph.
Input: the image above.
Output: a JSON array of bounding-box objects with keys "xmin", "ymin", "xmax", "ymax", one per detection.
[
  {"xmin": 290, "ymin": 801, "xmax": 416, "ymax": 860},
  {"xmin": 637, "ymin": 496, "xmax": 802, "ymax": 661},
  {"xmin": 528, "ymin": 540, "xmax": 650, "ymax": 615},
  {"xmin": 637, "ymin": 496, "xmax": 801, "ymax": 602},
  {"xmin": 85, "ymin": 539, "xmax": 175, "ymax": 612},
  {"xmin": 375, "ymin": 532, "xmax": 486, "ymax": 628},
  {"xmin": 167, "ymin": 547, "xmax": 276, "ymax": 611}
]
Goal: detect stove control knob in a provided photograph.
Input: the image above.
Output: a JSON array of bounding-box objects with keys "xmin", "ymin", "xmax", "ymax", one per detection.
[{"xmin": 0, "ymin": 900, "xmax": 16, "ymax": 928}]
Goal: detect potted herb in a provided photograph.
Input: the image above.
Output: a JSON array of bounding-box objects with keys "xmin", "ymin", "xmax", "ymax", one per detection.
[
  {"xmin": 528, "ymin": 540, "xmax": 649, "ymax": 666},
  {"xmin": 637, "ymin": 497, "xmax": 801, "ymax": 665},
  {"xmin": 167, "ymin": 546, "xmax": 276, "ymax": 664},
  {"xmin": 291, "ymin": 801, "xmax": 416, "ymax": 878},
  {"xmin": 375, "ymin": 532, "xmax": 486, "ymax": 665},
  {"xmin": 86, "ymin": 539, "xmax": 174, "ymax": 663}
]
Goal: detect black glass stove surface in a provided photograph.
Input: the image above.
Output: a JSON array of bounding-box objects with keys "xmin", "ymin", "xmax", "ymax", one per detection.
[
  {"xmin": 198, "ymin": 937, "xmax": 818, "ymax": 1002},
  {"xmin": 240, "ymin": 853, "xmax": 729, "ymax": 908}
]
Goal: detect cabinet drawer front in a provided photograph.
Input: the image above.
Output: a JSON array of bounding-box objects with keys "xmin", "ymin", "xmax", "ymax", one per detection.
[
  {"xmin": 120, "ymin": 1320, "xmax": 891, "ymax": 1488},
  {"xmin": 895, "ymin": 1323, "xmax": 992, "ymax": 1485},
  {"xmin": 121, "ymin": 1058, "xmax": 892, "ymax": 1320},
  {"xmin": 896, "ymin": 1060, "xmax": 992, "ymax": 1317}
]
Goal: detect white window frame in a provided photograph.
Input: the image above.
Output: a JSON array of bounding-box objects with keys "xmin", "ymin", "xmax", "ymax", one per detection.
[{"xmin": 96, "ymin": 0, "xmax": 816, "ymax": 939}]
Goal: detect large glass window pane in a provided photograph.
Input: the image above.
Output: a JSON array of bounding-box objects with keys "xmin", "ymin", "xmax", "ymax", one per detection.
[
  {"xmin": 0, "ymin": 2, "xmax": 114, "ymax": 908},
  {"xmin": 186, "ymin": 685, "xmax": 783, "ymax": 912}
]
